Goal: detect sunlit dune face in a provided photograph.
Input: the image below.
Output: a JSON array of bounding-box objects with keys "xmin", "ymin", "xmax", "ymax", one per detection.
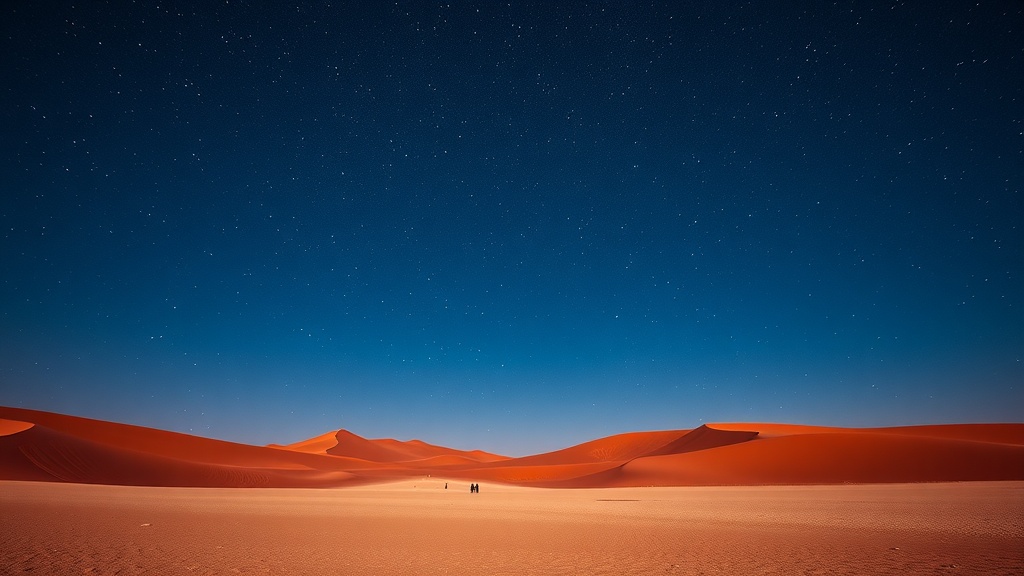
[
  {"xmin": 1, "ymin": 407, "xmax": 1022, "ymax": 489},
  {"xmin": 0, "ymin": 419, "xmax": 34, "ymax": 437}
]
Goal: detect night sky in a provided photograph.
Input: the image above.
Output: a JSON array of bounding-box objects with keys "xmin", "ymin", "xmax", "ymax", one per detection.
[{"xmin": 2, "ymin": 2, "xmax": 1021, "ymax": 456}]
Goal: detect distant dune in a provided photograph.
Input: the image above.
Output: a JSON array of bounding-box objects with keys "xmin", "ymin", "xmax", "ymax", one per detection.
[{"xmin": 1, "ymin": 406, "xmax": 1022, "ymax": 488}]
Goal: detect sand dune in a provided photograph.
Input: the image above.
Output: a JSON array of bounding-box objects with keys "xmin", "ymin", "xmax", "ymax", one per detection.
[
  {"xmin": 5, "ymin": 423, "xmax": 358, "ymax": 487},
  {"xmin": 464, "ymin": 461, "xmax": 624, "ymax": 484},
  {"xmin": 486, "ymin": 429, "xmax": 687, "ymax": 467},
  {"xmin": 566, "ymin": 429, "xmax": 1024, "ymax": 488},
  {"xmin": 326, "ymin": 429, "xmax": 422, "ymax": 462},
  {"xmin": 324, "ymin": 429, "xmax": 508, "ymax": 464},
  {"xmin": 709, "ymin": 421, "xmax": 1024, "ymax": 444},
  {"xmin": 871, "ymin": 423, "xmax": 1024, "ymax": 444},
  {"xmin": 0, "ymin": 418, "xmax": 33, "ymax": 436},
  {"xmin": 640, "ymin": 424, "xmax": 760, "ymax": 457},
  {"xmin": 397, "ymin": 454, "xmax": 495, "ymax": 468},
  {"xmin": 0, "ymin": 407, "xmax": 368, "ymax": 487},
  {"xmin": 1, "ymin": 406, "xmax": 1022, "ymax": 488},
  {"xmin": 273, "ymin": 427, "xmax": 510, "ymax": 464},
  {"xmin": 373, "ymin": 437, "xmax": 510, "ymax": 463},
  {"xmin": 0, "ymin": 407, "xmax": 373, "ymax": 471},
  {"xmin": 269, "ymin": 429, "xmax": 340, "ymax": 454}
]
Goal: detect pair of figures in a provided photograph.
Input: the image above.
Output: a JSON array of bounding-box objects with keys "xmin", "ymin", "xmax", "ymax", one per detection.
[{"xmin": 469, "ymin": 483, "xmax": 480, "ymax": 493}]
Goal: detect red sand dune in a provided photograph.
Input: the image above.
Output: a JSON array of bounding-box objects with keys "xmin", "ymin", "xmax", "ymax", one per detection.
[
  {"xmin": 1, "ymin": 406, "xmax": 1022, "ymax": 488},
  {"xmin": 0, "ymin": 407, "xmax": 370, "ymax": 487},
  {"xmin": 272, "ymin": 428, "xmax": 509, "ymax": 465},
  {"xmin": 556, "ymin": 423, "xmax": 1024, "ymax": 488},
  {"xmin": 323, "ymin": 429, "xmax": 508, "ymax": 464},
  {"xmin": 0, "ymin": 418, "xmax": 33, "ymax": 436},
  {"xmin": 269, "ymin": 430, "xmax": 340, "ymax": 454},
  {"xmin": 641, "ymin": 424, "xmax": 760, "ymax": 457},
  {"xmin": 487, "ymin": 429, "xmax": 687, "ymax": 467}
]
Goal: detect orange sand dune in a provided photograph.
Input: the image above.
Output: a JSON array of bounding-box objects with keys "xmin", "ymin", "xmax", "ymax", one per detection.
[
  {"xmin": 709, "ymin": 422, "xmax": 1024, "ymax": 444},
  {"xmin": 2, "ymin": 406, "xmax": 1022, "ymax": 488},
  {"xmin": 0, "ymin": 418, "xmax": 33, "ymax": 436},
  {"xmin": 0, "ymin": 407, "xmax": 377, "ymax": 487},
  {"xmin": 0, "ymin": 407, "xmax": 374, "ymax": 472},
  {"xmin": 870, "ymin": 423, "xmax": 1024, "ymax": 444},
  {"xmin": 0, "ymin": 421, "xmax": 358, "ymax": 487},
  {"xmin": 326, "ymin": 429, "xmax": 421, "ymax": 462},
  {"xmin": 269, "ymin": 430, "xmax": 340, "ymax": 454},
  {"xmin": 373, "ymin": 437, "xmax": 510, "ymax": 463},
  {"xmin": 463, "ymin": 461, "xmax": 624, "ymax": 484},
  {"xmin": 561, "ymin": 426, "xmax": 1024, "ymax": 487},
  {"xmin": 397, "ymin": 454, "xmax": 493, "ymax": 468},
  {"xmin": 641, "ymin": 424, "xmax": 759, "ymax": 457},
  {"xmin": 709, "ymin": 422, "xmax": 851, "ymax": 437},
  {"xmin": 487, "ymin": 429, "xmax": 687, "ymax": 467},
  {"xmin": 322, "ymin": 429, "xmax": 508, "ymax": 463}
]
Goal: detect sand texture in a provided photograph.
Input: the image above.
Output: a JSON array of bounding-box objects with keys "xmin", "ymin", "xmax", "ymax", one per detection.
[
  {"xmin": 2, "ymin": 407, "xmax": 1023, "ymax": 488},
  {"xmin": 2, "ymin": 480, "xmax": 1022, "ymax": 575}
]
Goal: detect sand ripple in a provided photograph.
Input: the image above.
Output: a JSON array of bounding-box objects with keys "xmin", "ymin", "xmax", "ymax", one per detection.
[{"xmin": 2, "ymin": 480, "xmax": 1021, "ymax": 575}]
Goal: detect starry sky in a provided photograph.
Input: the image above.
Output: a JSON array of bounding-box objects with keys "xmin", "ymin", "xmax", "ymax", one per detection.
[{"xmin": 1, "ymin": 2, "xmax": 1021, "ymax": 456}]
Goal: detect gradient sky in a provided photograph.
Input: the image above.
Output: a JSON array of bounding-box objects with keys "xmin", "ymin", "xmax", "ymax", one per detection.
[{"xmin": 2, "ymin": 2, "xmax": 1021, "ymax": 456}]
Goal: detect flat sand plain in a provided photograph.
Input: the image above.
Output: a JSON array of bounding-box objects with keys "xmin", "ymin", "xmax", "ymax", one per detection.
[{"xmin": 2, "ymin": 480, "xmax": 1021, "ymax": 575}]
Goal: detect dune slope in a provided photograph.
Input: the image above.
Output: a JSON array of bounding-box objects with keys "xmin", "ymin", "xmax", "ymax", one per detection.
[
  {"xmin": 0, "ymin": 408, "xmax": 368, "ymax": 487},
  {"xmin": 1, "ymin": 406, "xmax": 1022, "ymax": 488},
  {"xmin": 555, "ymin": 425, "xmax": 1024, "ymax": 487}
]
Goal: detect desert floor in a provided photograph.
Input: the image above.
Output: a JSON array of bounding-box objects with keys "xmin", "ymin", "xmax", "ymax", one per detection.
[{"xmin": 2, "ymin": 480, "xmax": 1022, "ymax": 575}]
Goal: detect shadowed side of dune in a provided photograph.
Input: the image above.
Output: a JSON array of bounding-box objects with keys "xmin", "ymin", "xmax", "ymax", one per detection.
[
  {"xmin": 4, "ymin": 407, "xmax": 1023, "ymax": 488},
  {"xmin": 484, "ymin": 430, "xmax": 687, "ymax": 469},
  {"xmin": 0, "ymin": 423, "xmax": 361, "ymax": 487},
  {"xmin": 443, "ymin": 427, "xmax": 758, "ymax": 486},
  {"xmin": 640, "ymin": 424, "xmax": 759, "ymax": 457},
  {"xmin": 707, "ymin": 422, "xmax": 849, "ymax": 438},
  {"xmin": 0, "ymin": 407, "xmax": 376, "ymax": 473},
  {"xmin": 462, "ymin": 449, "xmax": 510, "ymax": 463},
  {"xmin": 375, "ymin": 438, "xmax": 511, "ymax": 463},
  {"xmin": 326, "ymin": 430, "xmax": 414, "ymax": 462},
  {"xmin": 269, "ymin": 430, "xmax": 340, "ymax": 454},
  {"xmin": 557, "ymin": 431, "xmax": 1024, "ymax": 487},
  {"xmin": 302, "ymin": 430, "xmax": 701, "ymax": 484},
  {"xmin": 869, "ymin": 423, "xmax": 1024, "ymax": 445},
  {"xmin": 0, "ymin": 419, "xmax": 34, "ymax": 437},
  {"xmin": 398, "ymin": 454, "xmax": 500, "ymax": 469},
  {"xmin": 0, "ymin": 421, "xmax": 54, "ymax": 483},
  {"xmin": 320, "ymin": 429, "xmax": 509, "ymax": 464},
  {"xmin": 453, "ymin": 462, "xmax": 623, "ymax": 484},
  {"xmin": 518, "ymin": 425, "xmax": 759, "ymax": 488}
]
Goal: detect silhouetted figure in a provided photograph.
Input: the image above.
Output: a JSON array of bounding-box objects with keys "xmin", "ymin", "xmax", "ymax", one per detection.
[
  {"xmin": 470, "ymin": 483, "xmax": 478, "ymax": 493},
  {"xmin": 445, "ymin": 482, "xmax": 448, "ymax": 490}
]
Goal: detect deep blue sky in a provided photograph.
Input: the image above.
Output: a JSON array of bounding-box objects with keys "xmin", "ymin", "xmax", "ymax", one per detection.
[{"xmin": 2, "ymin": 2, "xmax": 1021, "ymax": 456}]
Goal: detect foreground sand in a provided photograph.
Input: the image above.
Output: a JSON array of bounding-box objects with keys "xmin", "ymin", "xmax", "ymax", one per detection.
[{"xmin": 2, "ymin": 480, "xmax": 1021, "ymax": 575}]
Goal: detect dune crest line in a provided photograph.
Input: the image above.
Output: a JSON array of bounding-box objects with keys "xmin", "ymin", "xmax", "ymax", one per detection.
[{"xmin": 1, "ymin": 406, "xmax": 1022, "ymax": 488}]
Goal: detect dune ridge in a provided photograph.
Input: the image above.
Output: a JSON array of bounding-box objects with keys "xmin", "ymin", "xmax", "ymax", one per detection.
[
  {"xmin": 0, "ymin": 419, "xmax": 33, "ymax": 436},
  {"xmin": 641, "ymin": 424, "xmax": 760, "ymax": 457},
  {"xmin": 269, "ymin": 430, "xmax": 340, "ymax": 454},
  {"xmin": 1, "ymin": 406, "xmax": 1022, "ymax": 488}
]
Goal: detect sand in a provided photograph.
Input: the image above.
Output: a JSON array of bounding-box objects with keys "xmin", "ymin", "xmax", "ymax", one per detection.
[
  {"xmin": 2, "ymin": 479, "xmax": 1021, "ymax": 575},
  {"xmin": 3, "ymin": 407, "xmax": 1022, "ymax": 489},
  {"xmin": 2, "ymin": 407, "xmax": 1022, "ymax": 573}
]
